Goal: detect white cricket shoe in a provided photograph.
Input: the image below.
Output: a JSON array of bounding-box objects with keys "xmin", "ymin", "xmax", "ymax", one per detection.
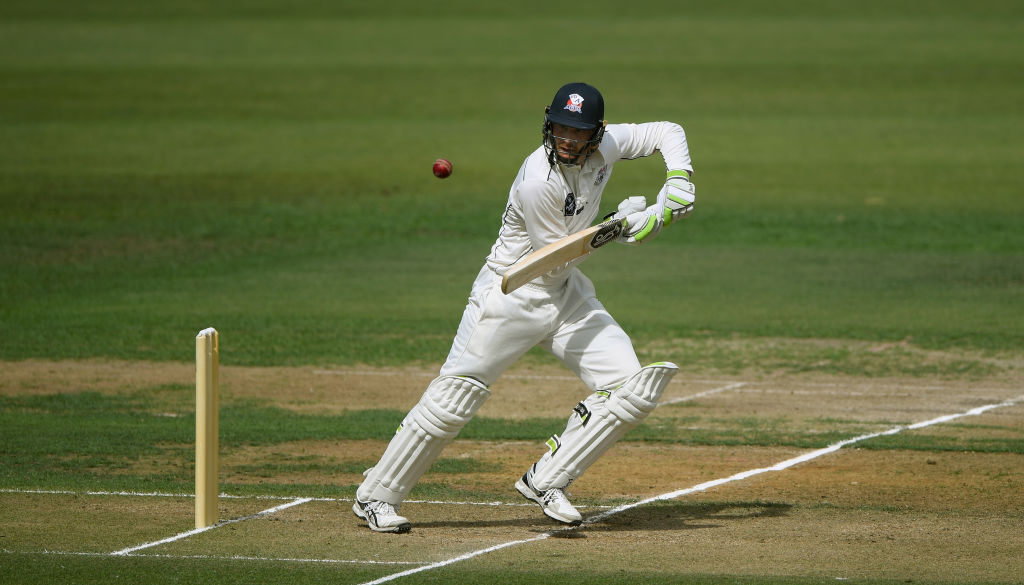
[
  {"xmin": 352, "ymin": 499, "xmax": 412, "ymax": 533},
  {"xmin": 515, "ymin": 469, "xmax": 582, "ymax": 526}
]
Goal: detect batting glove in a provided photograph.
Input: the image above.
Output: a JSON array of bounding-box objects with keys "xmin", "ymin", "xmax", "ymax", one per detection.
[
  {"xmin": 619, "ymin": 209, "xmax": 663, "ymax": 245},
  {"xmin": 605, "ymin": 196, "xmax": 662, "ymax": 245},
  {"xmin": 609, "ymin": 195, "xmax": 647, "ymax": 220},
  {"xmin": 655, "ymin": 170, "xmax": 696, "ymax": 225}
]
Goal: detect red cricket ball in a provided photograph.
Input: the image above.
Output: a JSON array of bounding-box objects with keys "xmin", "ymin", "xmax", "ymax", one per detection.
[{"xmin": 432, "ymin": 158, "xmax": 452, "ymax": 179}]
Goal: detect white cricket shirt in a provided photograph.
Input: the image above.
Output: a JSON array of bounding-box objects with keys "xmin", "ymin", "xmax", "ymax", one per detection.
[{"xmin": 485, "ymin": 121, "xmax": 693, "ymax": 286}]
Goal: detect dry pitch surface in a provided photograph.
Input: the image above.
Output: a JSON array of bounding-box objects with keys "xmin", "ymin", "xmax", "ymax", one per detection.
[{"xmin": 2, "ymin": 358, "xmax": 1023, "ymax": 583}]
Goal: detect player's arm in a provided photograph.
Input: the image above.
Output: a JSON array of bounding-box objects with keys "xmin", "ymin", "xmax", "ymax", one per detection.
[
  {"xmin": 607, "ymin": 123, "xmax": 696, "ymax": 227},
  {"xmin": 608, "ymin": 121, "xmax": 692, "ymax": 173}
]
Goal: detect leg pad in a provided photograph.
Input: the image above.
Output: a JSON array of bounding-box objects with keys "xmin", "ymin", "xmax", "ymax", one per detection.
[
  {"xmin": 531, "ymin": 362, "xmax": 678, "ymax": 491},
  {"xmin": 357, "ymin": 376, "xmax": 489, "ymax": 504}
]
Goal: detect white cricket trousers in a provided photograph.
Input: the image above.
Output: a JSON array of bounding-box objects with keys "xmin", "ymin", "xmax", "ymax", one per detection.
[
  {"xmin": 354, "ymin": 265, "xmax": 643, "ymax": 505},
  {"xmin": 439, "ymin": 265, "xmax": 642, "ymax": 392}
]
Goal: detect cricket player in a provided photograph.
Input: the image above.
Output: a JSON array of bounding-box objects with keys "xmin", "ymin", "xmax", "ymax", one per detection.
[{"xmin": 353, "ymin": 82, "xmax": 695, "ymax": 532}]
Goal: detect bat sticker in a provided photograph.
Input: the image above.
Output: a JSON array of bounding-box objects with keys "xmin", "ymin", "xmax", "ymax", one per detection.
[{"xmin": 589, "ymin": 221, "xmax": 623, "ymax": 248}]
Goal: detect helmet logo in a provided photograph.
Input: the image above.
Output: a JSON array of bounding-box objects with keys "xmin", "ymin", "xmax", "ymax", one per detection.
[{"xmin": 563, "ymin": 93, "xmax": 584, "ymax": 114}]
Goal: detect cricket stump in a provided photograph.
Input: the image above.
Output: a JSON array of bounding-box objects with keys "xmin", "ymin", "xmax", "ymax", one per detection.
[{"xmin": 195, "ymin": 327, "xmax": 219, "ymax": 528}]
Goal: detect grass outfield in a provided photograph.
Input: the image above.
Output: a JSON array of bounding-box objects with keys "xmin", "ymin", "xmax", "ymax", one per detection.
[
  {"xmin": 2, "ymin": 0, "xmax": 1021, "ymax": 368},
  {"xmin": 1, "ymin": 1, "xmax": 1023, "ymax": 584}
]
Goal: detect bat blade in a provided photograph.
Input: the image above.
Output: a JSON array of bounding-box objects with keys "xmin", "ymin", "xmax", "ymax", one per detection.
[{"xmin": 501, "ymin": 217, "xmax": 624, "ymax": 294}]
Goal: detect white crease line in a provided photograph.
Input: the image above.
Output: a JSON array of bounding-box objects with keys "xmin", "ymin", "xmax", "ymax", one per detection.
[
  {"xmin": 733, "ymin": 388, "xmax": 874, "ymax": 396},
  {"xmin": 7, "ymin": 392, "xmax": 1021, "ymax": 578},
  {"xmin": 313, "ymin": 369, "xmax": 436, "ymax": 378},
  {"xmin": 2, "ymin": 384, "xmax": 744, "ymax": 510},
  {"xmin": 734, "ymin": 387, "xmax": 1012, "ymax": 396},
  {"xmin": 109, "ymin": 497, "xmax": 312, "ymax": 556},
  {"xmin": 660, "ymin": 381, "xmax": 747, "ymax": 405},
  {"xmin": 356, "ymin": 393, "xmax": 1024, "ymax": 585},
  {"xmin": 1, "ymin": 549, "xmax": 424, "ymax": 566},
  {"xmin": 310, "ymin": 369, "xmax": 983, "ymax": 392},
  {"xmin": 1, "ymin": 488, "xmax": 197, "ymax": 498},
  {"xmin": 358, "ymin": 537, "xmax": 547, "ymax": 585},
  {"xmin": 404, "ymin": 498, "xmax": 580, "ymax": 508},
  {"xmin": 311, "ymin": 369, "xmax": 734, "ymax": 386},
  {"xmin": 0, "ymin": 488, "xmax": 310, "ymax": 501},
  {"xmin": 587, "ymin": 396, "xmax": 1024, "ymax": 524},
  {"xmin": 0, "ymin": 489, "xmax": 566, "ymax": 508},
  {"xmin": 764, "ymin": 381, "xmax": 999, "ymax": 391}
]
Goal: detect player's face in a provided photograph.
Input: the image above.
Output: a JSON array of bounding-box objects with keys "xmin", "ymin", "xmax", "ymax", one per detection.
[{"xmin": 550, "ymin": 123, "xmax": 595, "ymax": 165}]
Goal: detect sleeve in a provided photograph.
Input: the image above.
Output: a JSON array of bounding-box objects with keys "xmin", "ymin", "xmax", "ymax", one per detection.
[
  {"xmin": 605, "ymin": 122, "xmax": 694, "ymax": 176},
  {"xmin": 516, "ymin": 179, "xmax": 570, "ymax": 252}
]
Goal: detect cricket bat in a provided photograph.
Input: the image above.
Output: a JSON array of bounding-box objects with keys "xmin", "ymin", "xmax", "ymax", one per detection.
[{"xmin": 501, "ymin": 217, "xmax": 625, "ymax": 294}]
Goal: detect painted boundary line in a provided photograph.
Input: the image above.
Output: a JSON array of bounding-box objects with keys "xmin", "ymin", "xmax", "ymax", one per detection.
[{"xmin": 355, "ymin": 393, "xmax": 1024, "ymax": 585}]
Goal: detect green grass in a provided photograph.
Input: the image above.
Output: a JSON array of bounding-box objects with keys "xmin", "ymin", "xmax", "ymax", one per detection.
[
  {"xmin": 0, "ymin": 554, "xmax": 389, "ymax": 585},
  {"xmin": 2, "ymin": 2, "xmax": 1023, "ymax": 584},
  {"xmin": 1, "ymin": 0, "xmax": 1021, "ymax": 368},
  {"xmin": 3, "ymin": 555, "xmax": 953, "ymax": 585},
  {"xmin": 859, "ymin": 431, "xmax": 1024, "ymax": 454},
  {"xmin": 3, "ymin": 390, "xmax": 1020, "ymax": 494}
]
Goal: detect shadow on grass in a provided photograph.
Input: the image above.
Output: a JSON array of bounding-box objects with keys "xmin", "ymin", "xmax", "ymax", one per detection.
[
  {"xmin": 414, "ymin": 500, "xmax": 792, "ymax": 535},
  {"xmin": 413, "ymin": 516, "xmax": 545, "ymax": 530},
  {"xmin": 580, "ymin": 500, "xmax": 792, "ymax": 533}
]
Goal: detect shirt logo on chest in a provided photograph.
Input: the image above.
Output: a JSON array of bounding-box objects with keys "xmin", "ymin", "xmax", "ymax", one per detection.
[{"xmin": 564, "ymin": 192, "xmax": 585, "ymax": 216}]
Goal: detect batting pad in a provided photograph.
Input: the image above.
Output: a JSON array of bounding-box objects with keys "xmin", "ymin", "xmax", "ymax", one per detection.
[
  {"xmin": 531, "ymin": 362, "xmax": 678, "ymax": 491},
  {"xmin": 357, "ymin": 375, "xmax": 490, "ymax": 505}
]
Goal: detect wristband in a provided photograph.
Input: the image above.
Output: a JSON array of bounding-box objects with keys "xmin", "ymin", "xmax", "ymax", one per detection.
[{"xmin": 667, "ymin": 169, "xmax": 690, "ymax": 181}]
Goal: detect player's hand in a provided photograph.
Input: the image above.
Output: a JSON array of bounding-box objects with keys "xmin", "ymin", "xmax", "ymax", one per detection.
[
  {"xmin": 655, "ymin": 172, "xmax": 695, "ymax": 225},
  {"xmin": 619, "ymin": 209, "xmax": 663, "ymax": 245},
  {"xmin": 610, "ymin": 195, "xmax": 647, "ymax": 220},
  {"xmin": 605, "ymin": 196, "xmax": 661, "ymax": 244}
]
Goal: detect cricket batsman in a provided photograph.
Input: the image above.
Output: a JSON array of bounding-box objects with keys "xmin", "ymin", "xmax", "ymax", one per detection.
[{"xmin": 353, "ymin": 82, "xmax": 695, "ymax": 532}]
